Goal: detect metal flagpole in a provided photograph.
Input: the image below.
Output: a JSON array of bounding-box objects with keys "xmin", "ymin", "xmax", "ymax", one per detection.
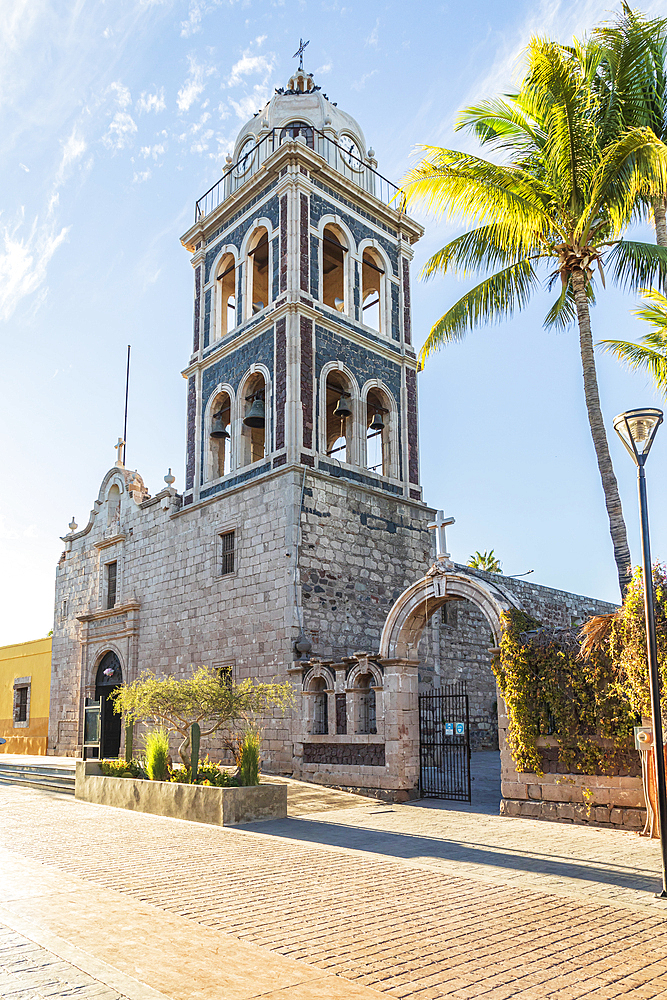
[{"xmin": 122, "ymin": 346, "xmax": 131, "ymax": 466}]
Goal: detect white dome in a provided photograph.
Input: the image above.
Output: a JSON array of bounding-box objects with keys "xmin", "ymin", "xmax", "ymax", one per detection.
[{"xmin": 232, "ymin": 68, "xmax": 368, "ymax": 161}]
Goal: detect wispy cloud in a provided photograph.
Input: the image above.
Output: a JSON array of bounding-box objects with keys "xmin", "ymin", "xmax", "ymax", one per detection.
[
  {"xmin": 139, "ymin": 143, "xmax": 165, "ymax": 159},
  {"xmin": 177, "ymin": 55, "xmax": 214, "ymax": 113},
  {"xmin": 19, "ymin": 162, "xmax": 29, "ymax": 172},
  {"xmin": 366, "ymin": 19, "xmax": 379, "ymax": 47},
  {"xmin": 0, "ymin": 210, "xmax": 69, "ymax": 322},
  {"xmin": 315, "ymin": 62, "xmax": 332, "ymax": 76},
  {"xmin": 351, "ymin": 70, "xmax": 377, "ymax": 92},
  {"xmin": 226, "ymin": 38, "xmax": 274, "ymax": 87},
  {"xmin": 108, "ymin": 81, "xmax": 132, "ymax": 108},
  {"xmin": 137, "ymin": 88, "xmax": 166, "ymax": 113},
  {"xmin": 55, "ymin": 126, "xmax": 87, "ymax": 186},
  {"xmin": 102, "ymin": 111, "xmax": 137, "ymax": 150},
  {"xmin": 133, "ymin": 168, "xmax": 152, "ymax": 183},
  {"xmin": 180, "ymin": 0, "xmax": 228, "ymax": 38}
]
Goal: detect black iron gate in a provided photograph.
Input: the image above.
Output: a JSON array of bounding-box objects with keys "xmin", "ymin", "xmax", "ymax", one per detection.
[{"xmin": 419, "ymin": 683, "xmax": 471, "ymax": 801}]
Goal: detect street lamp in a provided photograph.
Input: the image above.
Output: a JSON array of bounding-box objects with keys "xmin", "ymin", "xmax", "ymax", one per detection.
[{"xmin": 613, "ymin": 407, "xmax": 666, "ymax": 898}]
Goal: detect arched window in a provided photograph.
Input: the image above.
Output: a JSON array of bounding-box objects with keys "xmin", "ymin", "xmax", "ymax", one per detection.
[
  {"xmin": 279, "ymin": 120, "xmax": 314, "ymax": 148},
  {"xmin": 366, "ymin": 387, "xmax": 391, "ymax": 477},
  {"xmin": 310, "ymin": 677, "xmax": 328, "ymax": 735},
  {"xmin": 216, "ymin": 253, "xmax": 236, "ymax": 339},
  {"xmin": 326, "ymin": 371, "xmax": 353, "ymax": 465},
  {"xmin": 208, "ymin": 391, "xmax": 232, "ymax": 480},
  {"xmin": 240, "ymin": 372, "xmax": 266, "ymax": 466},
  {"xmin": 362, "ymin": 248, "xmax": 384, "ymax": 332},
  {"xmin": 355, "ymin": 673, "xmax": 377, "ymax": 735},
  {"xmin": 107, "ymin": 484, "xmax": 120, "ymax": 527},
  {"xmin": 247, "ymin": 227, "xmax": 269, "ymax": 318},
  {"xmin": 322, "ymin": 226, "xmax": 346, "ymax": 312}
]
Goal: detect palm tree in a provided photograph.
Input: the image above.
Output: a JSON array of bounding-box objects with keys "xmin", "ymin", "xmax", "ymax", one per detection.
[
  {"xmin": 600, "ymin": 288, "xmax": 667, "ymax": 396},
  {"xmin": 468, "ymin": 550, "xmax": 502, "ymax": 573},
  {"xmin": 591, "ymin": 3, "xmax": 667, "ymax": 244},
  {"xmin": 400, "ymin": 38, "xmax": 667, "ymax": 596}
]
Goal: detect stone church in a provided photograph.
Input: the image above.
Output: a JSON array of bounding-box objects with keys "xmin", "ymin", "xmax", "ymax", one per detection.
[{"xmin": 48, "ymin": 59, "xmax": 614, "ymax": 799}]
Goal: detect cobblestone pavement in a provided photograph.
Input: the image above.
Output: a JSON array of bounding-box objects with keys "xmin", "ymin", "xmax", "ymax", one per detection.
[
  {"xmin": 2, "ymin": 774, "xmax": 667, "ymax": 1000},
  {"xmin": 0, "ymin": 922, "xmax": 126, "ymax": 1000}
]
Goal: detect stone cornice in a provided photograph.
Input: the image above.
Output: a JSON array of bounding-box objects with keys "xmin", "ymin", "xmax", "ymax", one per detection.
[
  {"xmin": 181, "ymin": 140, "xmax": 422, "ymax": 253},
  {"xmin": 77, "ymin": 601, "xmax": 141, "ymax": 624},
  {"xmin": 180, "ymin": 297, "xmax": 418, "ymax": 379},
  {"xmin": 93, "ymin": 532, "xmax": 127, "ymax": 550}
]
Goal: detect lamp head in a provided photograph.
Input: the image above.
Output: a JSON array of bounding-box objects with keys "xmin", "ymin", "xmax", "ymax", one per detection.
[{"xmin": 613, "ymin": 408, "xmax": 663, "ymax": 466}]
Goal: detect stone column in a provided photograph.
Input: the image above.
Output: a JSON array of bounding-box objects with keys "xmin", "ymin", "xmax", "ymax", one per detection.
[{"xmin": 378, "ymin": 657, "xmax": 419, "ymax": 800}]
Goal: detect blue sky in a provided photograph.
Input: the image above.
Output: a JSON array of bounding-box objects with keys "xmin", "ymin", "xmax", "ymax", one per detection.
[{"xmin": 1, "ymin": 0, "xmax": 666, "ymax": 644}]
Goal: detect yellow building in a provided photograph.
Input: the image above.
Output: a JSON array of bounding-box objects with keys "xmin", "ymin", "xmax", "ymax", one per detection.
[{"xmin": 0, "ymin": 637, "xmax": 52, "ymax": 754}]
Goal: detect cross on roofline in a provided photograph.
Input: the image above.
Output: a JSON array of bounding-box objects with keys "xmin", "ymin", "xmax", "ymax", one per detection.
[
  {"xmin": 292, "ymin": 38, "xmax": 309, "ymax": 72},
  {"xmin": 427, "ymin": 510, "xmax": 455, "ymax": 563}
]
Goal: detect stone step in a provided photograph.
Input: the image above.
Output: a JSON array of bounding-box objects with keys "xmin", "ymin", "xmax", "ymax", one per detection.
[{"xmin": 0, "ymin": 761, "xmax": 76, "ymax": 795}]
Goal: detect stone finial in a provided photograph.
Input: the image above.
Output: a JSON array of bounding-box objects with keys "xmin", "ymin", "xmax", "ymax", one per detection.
[
  {"xmin": 164, "ymin": 468, "xmax": 176, "ymax": 488},
  {"xmin": 68, "ymin": 517, "xmax": 78, "ymax": 533},
  {"xmin": 225, "ymin": 153, "xmax": 232, "ymax": 165}
]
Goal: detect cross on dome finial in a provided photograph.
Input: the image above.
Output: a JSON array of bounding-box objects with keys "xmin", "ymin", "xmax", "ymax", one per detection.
[{"xmin": 292, "ymin": 38, "xmax": 309, "ymax": 72}]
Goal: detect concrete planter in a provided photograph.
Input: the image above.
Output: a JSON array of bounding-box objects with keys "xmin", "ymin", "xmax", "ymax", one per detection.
[{"xmin": 75, "ymin": 761, "xmax": 287, "ymax": 826}]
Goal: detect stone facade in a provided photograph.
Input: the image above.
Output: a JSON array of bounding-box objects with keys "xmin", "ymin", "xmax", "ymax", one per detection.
[{"xmin": 49, "ymin": 64, "xmax": 621, "ymax": 807}]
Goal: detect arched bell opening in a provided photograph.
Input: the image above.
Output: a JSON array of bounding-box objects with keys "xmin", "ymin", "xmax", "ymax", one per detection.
[
  {"xmin": 280, "ymin": 119, "xmax": 314, "ymax": 146},
  {"xmin": 322, "ymin": 225, "xmax": 347, "ymax": 312},
  {"xmin": 362, "ymin": 248, "xmax": 384, "ymax": 332},
  {"xmin": 215, "ymin": 252, "xmax": 236, "ymax": 339},
  {"xmin": 366, "ymin": 386, "xmax": 391, "ymax": 477},
  {"xmin": 94, "ymin": 652, "xmax": 123, "ymax": 759},
  {"xmin": 326, "ymin": 371, "xmax": 354, "ymax": 465},
  {"xmin": 240, "ymin": 372, "xmax": 266, "ymax": 466},
  {"xmin": 208, "ymin": 390, "xmax": 232, "ymax": 480},
  {"xmin": 247, "ymin": 227, "xmax": 269, "ymax": 318}
]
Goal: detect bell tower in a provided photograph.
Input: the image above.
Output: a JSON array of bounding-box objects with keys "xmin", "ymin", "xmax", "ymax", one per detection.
[{"xmin": 180, "ymin": 64, "xmax": 424, "ymax": 512}]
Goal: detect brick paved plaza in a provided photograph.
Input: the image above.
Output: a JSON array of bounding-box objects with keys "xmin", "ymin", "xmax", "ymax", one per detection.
[{"xmin": 2, "ymin": 755, "xmax": 667, "ymax": 999}]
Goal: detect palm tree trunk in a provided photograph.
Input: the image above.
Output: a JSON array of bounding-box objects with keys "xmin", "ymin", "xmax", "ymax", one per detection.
[
  {"xmin": 570, "ymin": 269, "xmax": 632, "ymax": 597},
  {"xmin": 654, "ymin": 197, "xmax": 667, "ymax": 247}
]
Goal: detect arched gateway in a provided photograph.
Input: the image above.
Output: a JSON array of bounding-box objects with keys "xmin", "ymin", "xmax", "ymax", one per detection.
[{"xmin": 379, "ymin": 563, "xmax": 522, "ymax": 661}]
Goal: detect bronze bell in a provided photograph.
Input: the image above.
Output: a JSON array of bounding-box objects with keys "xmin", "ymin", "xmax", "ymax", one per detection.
[
  {"xmin": 243, "ymin": 396, "xmax": 265, "ymax": 428},
  {"xmin": 333, "ymin": 394, "xmax": 352, "ymax": 419},
  {"xmin": 370, "ymin": 410, "xmax": 385, "ymax": 431},
  {"xmin": 210, "ymin": 411, "xmax": 230, "ymax": 438}
]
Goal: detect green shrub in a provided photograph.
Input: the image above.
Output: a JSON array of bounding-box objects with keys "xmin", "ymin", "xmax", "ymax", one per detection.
[
  {"xmin": 99, "ymin": 759, "xmax": 143, "ymax": 778},
  {"xmin": 239, "ymin": 731, "xmax": 261, "ymax": 786},
  {"xmin": 169, "ymin": 756, "xmax": 239, "ymax": 786},
  {"xmin": 144, "ymin": 728, "xmax": 170, "ymax": 781}
]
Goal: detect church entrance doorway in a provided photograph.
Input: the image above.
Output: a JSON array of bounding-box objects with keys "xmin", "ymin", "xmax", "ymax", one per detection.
[
  {"xmin": 380, "ymin": 563, "xmax": 521, "ymax": 805},
  {"xmin": 418, "ymin": 683, "xmax": 471, "ymax": 801},
  {"xmin": 93, "ymin": 652, "xmax": 123, "ymax": 759}
]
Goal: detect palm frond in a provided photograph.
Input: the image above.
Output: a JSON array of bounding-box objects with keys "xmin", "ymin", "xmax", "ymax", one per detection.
[
  {"xmin": 419, "ymin": 261, "xmax": 539, "ymax": 361},
  {"xmin": 598, "ymin": 338, "xmax": 667, "ymax": 396},
  {"xmin": 455, "ymin": 97, "xmax": 544, "ymax": 155},
  {"xmin": 581, "ymin": 128, "xmax": 667, "ymax": 238},
  {"xmin": 420, "ymin": 225, "xmax": 544, "ymax": 280},
  {"xmin": 544, "ymin": 277, "xmax": 595, "ymax": 331},
  {"xmin": 604, "ymin": 240, "xmax": 667, "ymax": 292},
  {"xmin": 399, "ymin": 146, "xmax": 552, "ymax": 236},
  {"xmin": 632, "ymin": 288, "xmax": 667, "ymax": 333}
]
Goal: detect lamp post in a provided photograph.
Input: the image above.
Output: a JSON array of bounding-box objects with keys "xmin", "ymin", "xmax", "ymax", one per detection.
[{"xmin": 613, "ymin": 407, "xmax": 666, "ymax": 898}]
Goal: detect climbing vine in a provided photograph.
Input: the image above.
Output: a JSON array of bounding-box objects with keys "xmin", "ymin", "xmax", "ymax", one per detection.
[{"xmin": 494, "ymin": 607, "xmax": 637, "ymax": 777}]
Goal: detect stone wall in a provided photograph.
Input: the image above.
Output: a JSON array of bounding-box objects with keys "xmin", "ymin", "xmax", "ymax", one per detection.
[
  {"xmin": 498, "ymin": 705, "xmax": 646, "ymax": 830},
  {"xmin": 413, "ymin": 565, "xmax": 617, "ymax": 751}
]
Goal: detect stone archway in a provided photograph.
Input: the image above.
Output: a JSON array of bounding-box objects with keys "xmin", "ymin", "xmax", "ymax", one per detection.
[
  {"xmin": 95, "ymin": 652, "xmax": 123, "ymax": 758},
  {"xmin": 379, "ymin": 563, "xmax": 522, "ymax": 661}
]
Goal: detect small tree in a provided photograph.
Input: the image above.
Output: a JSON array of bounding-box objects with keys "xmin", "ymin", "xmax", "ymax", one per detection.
[
  {"xmin": 110, "ymin": 667, "xmax": 294, "ymax": 767},
  {"xmin": 468, "ymin": 550, "xmax": 502, "ymax": 573}
]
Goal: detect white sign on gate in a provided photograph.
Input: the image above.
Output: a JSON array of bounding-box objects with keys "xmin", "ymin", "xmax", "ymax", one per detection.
[
  {"xmin": 444, "ymin": 722, "xmax": 454, "ymax": 736},
  {"xmin": 455, "ymin": 722, "xmax": 465, "ymax": 735}
]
